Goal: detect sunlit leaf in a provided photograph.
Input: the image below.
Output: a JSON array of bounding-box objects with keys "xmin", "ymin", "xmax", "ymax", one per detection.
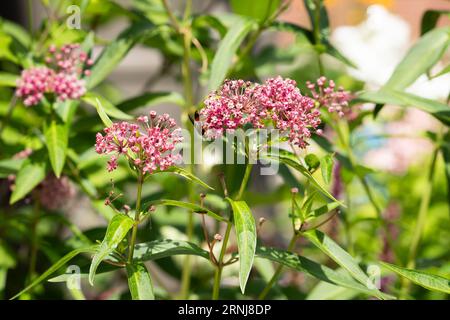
[
  {"xmin": 381, "ymin": 262, "xmax": 450, "ymax": 294},
  {"xmin": 89, "ymin": 214, "xmax": 134, "ymax": 285},
  {"xmin": 226, "ymin": 198, "xmax": 257, "ymax": 294},
  {"xmin": 126, "ymin": 262, "xmax": 155, "ymax": 300}
]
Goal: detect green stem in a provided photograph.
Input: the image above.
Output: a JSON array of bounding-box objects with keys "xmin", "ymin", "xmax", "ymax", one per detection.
[
  {"xmin": 27, "ymin": 0, "xmax": 34, "ymax": 35},
  {"xmin": 212, "ymin": 163, "xmax": 253, "ymax": 299},
  {"xmin": 400, "ymin": 146, "xmax": 439, "ymax": 299},
  {"xmin": 236, "ymin": 163, "xmax": 253, "ymax": 201},
  {"xmin": 28, "ymin": 198, "xmax": 40, "ymax": 283},
  {"xmin": 127, "ymin": 173, "xmax": 143, "ymax": 263},
  {"xmin": 313, "ymin": 0, "xmax": 324, "ymax": 76},
  {"xmin": 258, "ymin": 234, "xmax": 298, "ymax": 299},
  {"xmin": 212, "ymin": 221, "xmax": 232, "ymax": 300},
  {"xmin": 178, "ymin": 7, "xmax": 196, "ymax": 300}
]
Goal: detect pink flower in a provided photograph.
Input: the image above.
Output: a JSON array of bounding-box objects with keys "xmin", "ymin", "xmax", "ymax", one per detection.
[
  {"xmin": 15, "ymin": 67, "xmax": 55, "ymax": 106},
  {"xmin": 200, "ymin": 77, "xmax": 322, "ymax": 148},
  {"xmin": 306, "ymin": 76, "xmax": 352, "ymax": 117},
  {"xmin": 15, "ymin": 43, "xmax": 91, "ymax": 106},
  {"xmin": 95, "ymin": 111, "xmax": 183, "ymax": 174},
  {"xmin": 255, "ymin": 77, "xmax": 321, "ymax": 148},
  {"xmin": 200, "ymin": 79, "xmax": 258, "ymax": 138},
  {"xmin": 37, "ymin": 175, "xmax": 75, "ymax": 211}
]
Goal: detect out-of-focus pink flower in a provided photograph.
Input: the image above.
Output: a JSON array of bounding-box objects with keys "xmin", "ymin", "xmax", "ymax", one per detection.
[
  {"xmin": 306, "ymin": 76, "xmax": 352, "ymax": 117},
  {"xmin": 15, "ymin": 67, "xmax": 55, "ymax": 106},
  {"xmin": 95, "ymin": 111, "xmax": 183, "ymax": 174},
  {"xmin": 15, "ymin": 43, "xmax": 91, "ymax": 106},
  {"xmin": 36, "ymin": 175, "xmax": 76, "ymax": 211},
  {"xmin": 200, "ymin": 77, "xmax": 322, "ymax": 148}
]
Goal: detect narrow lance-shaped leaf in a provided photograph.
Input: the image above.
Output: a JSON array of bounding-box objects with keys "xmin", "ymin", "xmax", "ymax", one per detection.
[
  {"xmin": 126, "ymin": 262, "xmax": 155, "ymax": 300},
  {"xmin": 303, "ymin": 230, "xmax": 375, "ymax": 289},
  {"xmin": 266, "ymin": 150, "xmax": 341, "ymax": 204},
  {"xmin": 358, "ymin": 89, "xmax": 450, "ymax": 126},
  {"xmin": 116, "ymin": 92, "xmax": 185, "ymax": 113},
  {"xmin": 89, "ymin": 214, "xmax": 134, "ymax": 285},
  {"xmin": 91, "ymin": 97, "xmax": 113, "ymax": 127},
  {"xmin": 9, "ymin": 158, "xmax": 46, "ymax": 204},
  {"xmin": 44, "ymin": 117, "xmax": 69, "ymax": 178},
  {"xmin": 133, "ymin": 239, "xmax": 209, "ymax": 262},
  {"xmin": 256, "ymin": 246, "xmax": 395, "ymax": 300},
  {"xmin": 144, "ymin": 199, "xmax": 226, "ymax": 222},
  {"xmin": 0, "ymin": 72, "xmax": 18, "ymax": 87},
  {"xmin": 226, "ymin": 198, "xmax": 257, "ymax": 294},
  {"xmin": 381, "ymin": 262, "xmax": 450, "ymax": 294},
  {"xmin": 86, "ymin": 22, "xmax": 153, "ymax": 89},
  {"xmin": 155, "ymin": 166, "xmax": 214, "ymax": 190},
  {"xmin": 383, "ymin": 26, "xmax": 450, "ymax": 91},
  {"xmin": 82, "ymin": 92, "xmax": 132, "ymax": 121},
  {"xmin": 10, "ymin": 246, "xmax": 98, "ymax": 300},
  {"xmin": 208, "ymin": 17, "xmax": 256, "ymax": 91}
]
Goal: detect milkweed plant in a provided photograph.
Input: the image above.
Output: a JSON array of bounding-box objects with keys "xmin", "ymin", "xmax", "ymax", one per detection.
[{"xmin": 0, "ymin": 0, "xmax": 449, "ymax": 301}]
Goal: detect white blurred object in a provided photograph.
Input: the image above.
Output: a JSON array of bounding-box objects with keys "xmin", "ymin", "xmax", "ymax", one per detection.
[
  {"xmin": 331, "ymin": 5, "xmax": 450, "ymax": 101},
  {"xmin": 332, "ymin": 5, "xmax": 448, "ymax": 174}
]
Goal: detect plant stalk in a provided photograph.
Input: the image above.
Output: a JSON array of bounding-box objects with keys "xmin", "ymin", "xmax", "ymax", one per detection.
[
  {"xmin": 127, "ymin": 172, "xmax": 143, "ymax": 263},
  {"xmin": 212, "ymin": 163, "xmax": 253, "ymax": 299},
  {"xmin": 258, "ymin": 234, "xmax": 298, "ymax": 299},
  {"xmin": 400, "ymin": 146, "xmax": 439, "ymax": 299}
]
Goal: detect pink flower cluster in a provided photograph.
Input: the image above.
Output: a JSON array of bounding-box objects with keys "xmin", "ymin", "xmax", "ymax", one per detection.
[
  {"xmin": 37, "ymin": 175, "xmax": 75, "ymax": 211},
  {"xmin": 306, "ymin": 76, "xmax": 351, "ymax": 117},
  {"xmin": 15, "ymin": 44, "xmax": 92, "ymax": 106},
  {"xmin": 200, "ymin": 77, "xmax": 321, "ymax": 148},
  {"xmin": 95, "ymin": 111, "xmax": 183, "ymax": 174}
]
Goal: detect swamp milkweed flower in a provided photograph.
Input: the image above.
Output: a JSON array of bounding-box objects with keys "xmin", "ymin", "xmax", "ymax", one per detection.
[
  {"xmin": 200, "ymin": 77, "xmax": 322, "ymax": 148},
  {"xmin": 15, "ymin": 43, "xmax": 91, "ymax": 106},
  {"xmin": 95, "ymin": 111, "xmax": 183, "ymax": 174},
  {"xmin": 306, "ymin": 76, "xmax": 352, "ymax": 117}
]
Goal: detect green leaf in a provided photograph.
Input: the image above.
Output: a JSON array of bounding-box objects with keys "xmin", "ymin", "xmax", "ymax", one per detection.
[
  {"xmin": 226, "ymin": 198, "xmax": 257, "ymax": 294},
  {"xmin": 82, "ymin": 92, "xmax": 132, "ymax": 121},
  {"xmin": 256, "ymin": 246, "xmax": 394, "ymax": 299},
  {"xmin": 303, "ymin": 0, "xmax": 329, "ymax": 41},
  {"xmin": 303, "ymin": 230, "xmax": 374, "ymax": 289},
  {"xmin": 158, "ymin": 166, "xmax": 214, "ymax": 190},
  {"xmin": 421, "ymin": 10, "xmax": 450, "ymax": 35},
  {"xmin": 230, "ymin": 0, "xmax": 281, "ymax": 22},
  {"xmin": 90, "ymin": 96, "xmax": 112, "ymax": 127},
  {"xmin": 0, "ymin": 158, "xmax": 24, "ymax": 178},
  {"xmin": 192, "ymin": 15, "xmax": 227, "ymax": 38},
  {"xmin": 116, "ymin": 92, "xmax": 185, "ymax": 113},
  {"xmin": 359, "ymin": 89, "xmax": 450, "ymax": 126},
  {"xmin": 86, "ymin": 22, "xmax": 153, "ymax": 89},
  {"xmin": 133, "ymin": 239, "xmax": 209, "ymax": 262},
  {"xmin": 306, "ymin": 201, "xmax": 340, "ymax": 218},
  {"xmin": 143, "ymin": 199, "xmax": 226, "ymax": 222},
  {"xmin": 44, "ymin": 118, "xmax": 68, "ymax": 177},
  {"xmin": 384, "ymin": 26, "xmax": 450, "ymax": 91},
  {"xmin": 320, "ymin": 154, "xmax": 334, "ymax": 184},
  {"xmin": 0, "ymin": 72, "xmax": 18, "ymax": 87},
  {"xmin": 441, "ymin": 136, "xmax": 450, "ymax": 210},
  {"xmin": 266, "ymin": 150, "xmax": 341, "ymax": 203},
  {"xmin": 10, "ymin": 246, "xmax": 98, "ymax": 300},
  {"xmin": 269, "ymin": 21, "xmax": 314, "ymax": 43},
  {"xmin": 381, "ymin": 262, "xmax": 450, "ymax": 294},
  {"xmin": 89, "ymin": 214, "xmax": 134, "ymax": 285},
  {"xmin": 126, "ymin": 262, "xmax": 155, "ymax": 300},
  {"xmin": 208, "ymin": 17, "xmax": 256, "ymax": 91},
  {"xmin": 9, "ymin": 158, "xmax": 46, "ymax": 204},
  {"xmin": 305, "ymin": 154, "xmax": 320, "ymax": 171},
  {"xmin": 1, "ymin": 19, "xmax": 31, "ymax": 49}
]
